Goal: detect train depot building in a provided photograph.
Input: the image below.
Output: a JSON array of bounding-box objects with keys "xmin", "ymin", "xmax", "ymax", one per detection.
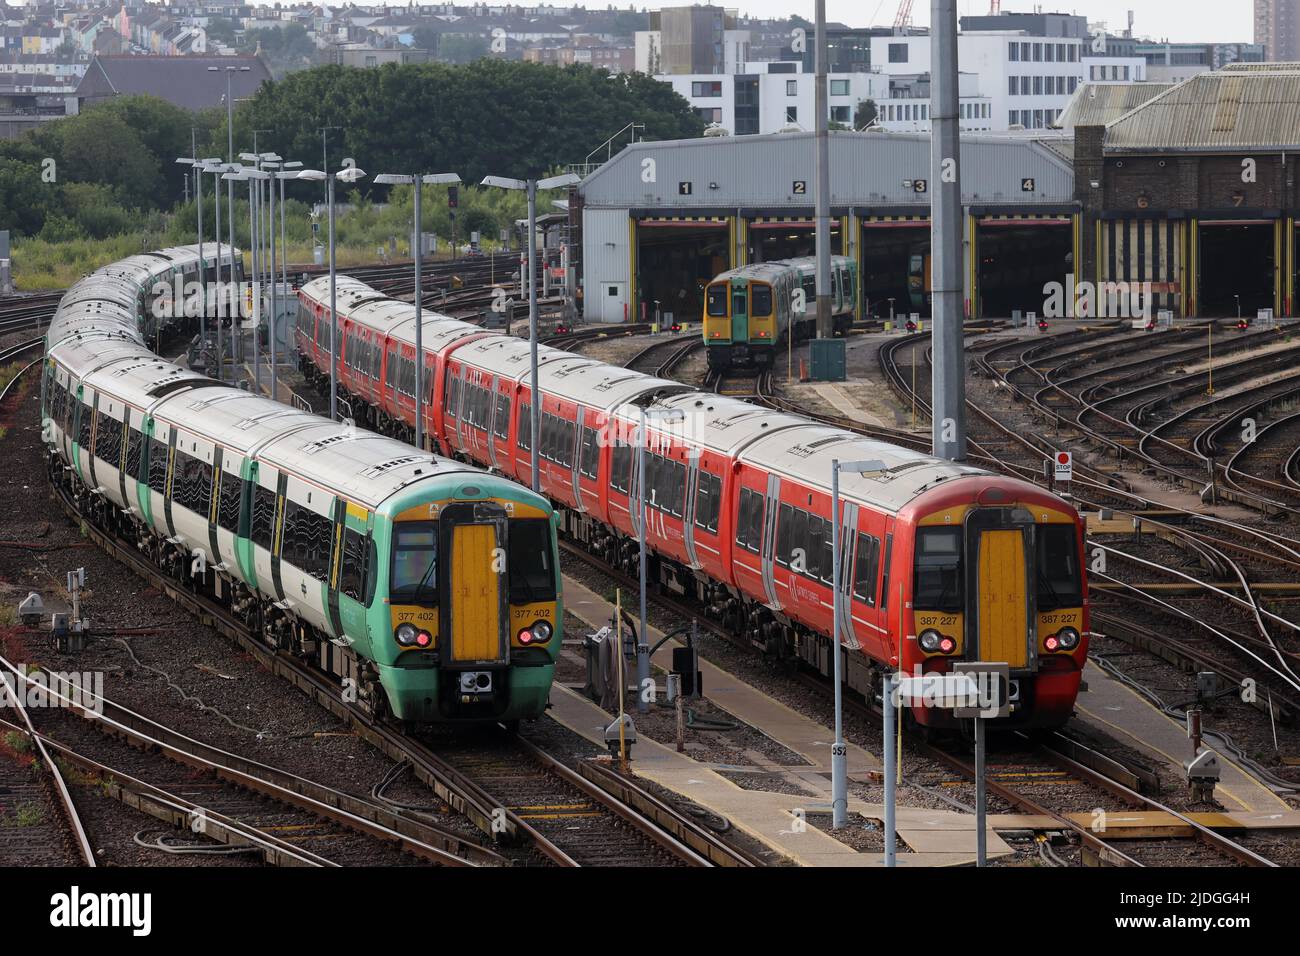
[{"xmin": 573, "ymin": 62, "xmax": 1300, "ymax": 324}]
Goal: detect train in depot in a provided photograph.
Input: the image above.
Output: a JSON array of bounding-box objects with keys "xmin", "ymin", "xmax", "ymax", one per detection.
[
  {"xmin": 41, "ymin": 244, "xmax": 562, "ymax": 727},
  {"xmin": 296, "ymin": 276, "xmax": 1089, "ymax": 731},
  {"xmin": 701, "ymin": 255, "xmax": 858, "ymax": 371}
]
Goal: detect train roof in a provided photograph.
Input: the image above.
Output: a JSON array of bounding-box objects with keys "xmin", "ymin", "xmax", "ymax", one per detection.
[
  {"xmin": 626, "ymin": 391, "xmax": 810, "ymax": 456},
  {"xmin": 743, "ymin": 426, "xmax": 987, "ymax": 513},
  {"xmin": 709, "ymin": 255, "xmax": 854, "ymax": 284},
  {"xmin": 255, "ymin": 420, "xmax": 471, "ymax": 507}
]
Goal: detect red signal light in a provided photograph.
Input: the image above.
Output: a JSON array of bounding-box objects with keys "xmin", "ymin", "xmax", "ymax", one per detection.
[
  {"xmin": 416, "ymin": 631, "xmax": 432, "ymax": 648},
  {"xmin": 1044, "ymin": 635, "xmax": 1060, "ymax": 652}
]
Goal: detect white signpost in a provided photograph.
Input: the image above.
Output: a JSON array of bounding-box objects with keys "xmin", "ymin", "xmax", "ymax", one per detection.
[
  {"xmin": 889, "ymin": 662, "xmax": 1009, "ymax": 867},
  {"xmin": 1053, "ymin": 450, "xmax": 1073, "ymax": 484}
]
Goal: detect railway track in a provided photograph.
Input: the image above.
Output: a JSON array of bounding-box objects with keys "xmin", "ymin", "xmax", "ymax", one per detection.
[
  {"xmin": 559, "ymin": 538, "xmax": 1278, "ymax": 866},
  {"xmin": 39, "ymin": 426, "xmax": 738, "ymax": 867}
]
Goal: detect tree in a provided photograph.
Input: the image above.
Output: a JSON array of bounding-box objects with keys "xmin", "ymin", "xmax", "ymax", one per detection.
[
  {"xmin": 207, "ymin": 17, "xmax": 237, "ymax": 46},
  {"xmin": 437, "ymin": 35, "xmax": 489, "ymax": 64},
  {"xmin": 854, "ymin": 98, "xmax": 879, "ymax": 129}
]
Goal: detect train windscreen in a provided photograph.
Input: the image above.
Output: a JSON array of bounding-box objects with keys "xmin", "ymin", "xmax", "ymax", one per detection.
[
  {"xmin": 751, "ymin": 283, "xmax": 773, "ymax": 316},
  {"xmin": 706, "ymin": 284, "xmax": 728, "ymax": 316},
  {"xmin": 390, "ymin": 522, "xmax": 438, "ymax": 606},
  {"xmin": 509, "ymin": 518, "xmax": 557, "ymax": 604},
  {"xmin": 1036, "ymin": 524, "xmax": 1082, "ymax": 611},
  {"xmin": 913, "ymin": 527, "xmax": 963, "ymax": 612}
]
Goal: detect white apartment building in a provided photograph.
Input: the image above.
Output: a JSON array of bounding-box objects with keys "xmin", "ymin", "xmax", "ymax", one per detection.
[{"xmin": 644, "ymin": 25, "xmax": 1145, "ymax": 135}]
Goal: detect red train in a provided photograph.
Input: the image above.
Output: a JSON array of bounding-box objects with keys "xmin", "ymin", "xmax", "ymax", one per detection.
[{"xmin": 296, "ymin": 277, "xmax": 1089, "ymax": 729}]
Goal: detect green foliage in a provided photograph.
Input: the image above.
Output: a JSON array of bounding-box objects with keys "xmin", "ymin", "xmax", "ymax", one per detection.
[
  {"xmin": 1, "ymin": 801, "xmax": 45, "ymax": 827},
  {"xmin": 0, "ymin": 731, "xmax": 27, "ymax": 753},
  {"xmin": 855, "ymin": 98, "xmax": 879, "ymax": 129},
  {"xmin": 207, "ymin": 16, "xmax": 237, "ymax": 45},
  {"xmin": 235, "ymin": 59, "xmax": 704, "ymax": 185},
  {"xmin": 0, "ymin": 62, "xmax": 703, "ymax": 285}
]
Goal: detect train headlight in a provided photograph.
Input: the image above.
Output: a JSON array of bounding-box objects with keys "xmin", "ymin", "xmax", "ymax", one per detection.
[
  {"xmin": 1055, "ymin": 627, "xmax": 1080, "ymax": 651},
  {"xmin": 518, "ymin": 620, "xmax": 553, "ymax": 645},
  {"xmin": 395, "ymin": 623, "xmax": 418, "ymax": 646},
  {"xmin": 918, "ymin": 629, "xmax": 943, "ymax": 653}
]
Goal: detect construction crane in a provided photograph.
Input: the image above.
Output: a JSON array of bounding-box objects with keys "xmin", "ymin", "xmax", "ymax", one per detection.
[{"xmin": 893, "ymin": 0, "xmax": 914, "ymax": 30}]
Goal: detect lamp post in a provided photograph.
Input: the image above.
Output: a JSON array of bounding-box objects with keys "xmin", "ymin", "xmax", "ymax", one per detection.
[
  {"xmin": 223, "ymin": 167, "xmax": 271, "ymax": 392},
  {"xmin": 273, "ymin": 162, "xmax": 303, "ymax": 395},
  {"xmin": 197, "ymin": 162, "xmax": 227, "ymax": 377},
  {"xmin": 297, "ymin": 166, "xmax": 368, "ymax": 421},
  {"xmin": 829, "ymin": 457, "xmax": 886, "ymax": 829},
  {"xmin": 480, "ymin": 172, "xmax": 581, "ymax": 491},
  {"xmin": 634, "ymin": 405, "xmax": 685, "ymax": 714},
  {"xmin": 175, "ymin": 157, "xmax": 204, "ymax": 350},
  {"xmin": 375, "ymin": 171, "xmax": 462, "ymax": 450}
]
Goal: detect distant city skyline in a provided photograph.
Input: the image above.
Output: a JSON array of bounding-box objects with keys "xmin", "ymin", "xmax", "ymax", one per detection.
[{"xmin": 233, "ymin": 1, "xmax": 1255, "ymax": 48}]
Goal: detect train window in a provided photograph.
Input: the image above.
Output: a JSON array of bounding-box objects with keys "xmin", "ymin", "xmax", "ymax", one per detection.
[
  {"xmin": 805, "ymin": 515, "xmax": 825, "ymax": 579},
  {"xmin": 751, "ymin": 284, "xmax": 773, "ymax": 317},
  {"xmin": 880, "ymin": 534, "xmax": 893, "ymax": 611},
  {"xmin": 509, "ymin": 518, "xmax": 556, "ymax": 603},
  {"xmin": 217, "ymin": 468, "xmax": 241, "ymax": 533},
  {"xmin": 147, "ymin": 437, "xmax": 168, "ymax": 494},
  {"xmin": 578, "ymin": 426, "xmax": 599, "ymax": 478},
  {"xmin": 339, "ymin": 527, "xmax": 369, "ymax": 603},
  {"xmin": 385, "ymin": 350, "xmax": 398, "ymax": 387},
  {"xmin": 389, "ymin": 522, "xmax": 438, "ymax": 605},
  {"xmin": 125, "ymin": 427, "xmax": 145, "ymax": 481},
  {"xmin": 789, "ymin": 509, "xmax": 808, "ymax": 570},
  {"xmin": 610, "ymin": 438, "xmax": 630, "ymax": 493},
  {"xmin": 706, "ymin": 284, "xmax": 727, "ymax": 317},
  {"xmin": 913, "ymin": 527, "xmax": 963, "ymax": 612},
  {"xmin": 95, "ymin": 411, "xmax": 121, "ymax": 466},
  {"xmin": 693, "ymin": 472, "xmax": 721, "ymax": 532},
  {"xmin": 494, "ymin": 395, "xmax": 511, "ymax": 440},
  {"xmin": 518, "ymin": 403, "xmax": 531, "ymax": 450},
  {"xmin": 737, "ymin": 488, "xmax": 763, "ymax": 553},
  {"xmin": 819, "ymin": 520, "xmax": 835, "ymax": 584},
  {"xmin": 172, "ymin": 450, "xmax": 212, "ymax": 517},
  {"xmin": 731, "ymin": 289, "xmax": 747, "ymax": 316},
  {"xmin": 76, "ymin": 401, "xmax": 92, "ymax": 449},
  {"xmin": 282, "ymin": 501, "xmax": 331, "ymax": 580},
  {"xmin": 775, "ymin": 503, "xmax": 794, "ymax": 565},
  {"xmin": 853, "ymin": 534, "xmax": 881, "ymax": 605},
  {"xmin": 1036, "ymin": 524, "xmax": 1082, "ymax": 611},
  {"xmin": 251, "ymin": 484, "xmax": 276, "ymax": 550},
  {"xmin": 669, "ymin": 461, "xmax": 686, "ymax": 517}
]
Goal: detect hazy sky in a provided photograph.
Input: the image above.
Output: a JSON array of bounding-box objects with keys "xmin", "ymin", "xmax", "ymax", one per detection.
[{"xmin": 633, "ymin": 1, "xmax": 1252, "ymax": 45}]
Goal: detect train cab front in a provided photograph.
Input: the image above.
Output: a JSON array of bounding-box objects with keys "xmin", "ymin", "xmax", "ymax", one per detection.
[
  {"xmin": 901, "ymin": 487, "xmax": 1087, "ymax": 731},
  {"xmin": 704, "ymin": 278, "xmax": 763, "ymax": 369},
  {"xmin": 375, "ymin": 483, "xmax": 561, "ymax": 725}
]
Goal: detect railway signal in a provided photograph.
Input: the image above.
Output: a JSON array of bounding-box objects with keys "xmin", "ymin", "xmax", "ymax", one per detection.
[{"xmin": 1054, "ymin": 451, "xmax": 1073, "ymax": 483}]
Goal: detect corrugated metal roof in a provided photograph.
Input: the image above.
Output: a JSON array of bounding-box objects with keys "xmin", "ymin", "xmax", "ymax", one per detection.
[
  {"xmin": 578, "ymin": 129, "xmax": 1075, "ymax": 208},
  {"xmin": 1053, "ymin": 82, "xmax": 1173, "ymax": 131},
  {"xmin": 1104, "ymin": 69, "xmax": 1300, "ymax": 152}
]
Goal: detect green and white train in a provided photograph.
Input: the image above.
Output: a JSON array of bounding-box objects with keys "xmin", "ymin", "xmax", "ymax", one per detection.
[
  {"xmin": 41, "ymin": 243, "xmax": 561, "ymax": 726},
  {"xmin": 702, "ymin": 255, "xmax": 858, "ymax": 370}
]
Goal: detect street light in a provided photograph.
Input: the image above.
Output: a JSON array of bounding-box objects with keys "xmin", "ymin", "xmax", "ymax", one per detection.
[
  {"xmin": 195, "ymin": 159, "xmax": 230, "ymax": 376},
  {"xmin": 272, "ymin": 162, "xmax": 303, "ymax": 399},
  {"xmin": 208, "ymin": 64, "xmax": 249, "ymax": 164},
  {"xmin": 374, "ymin": 171, "xmax": 462, "ymax": 450},
  {"xmin": 296, "ymin": 166, "xmax": 368, "ymax": 421},
  {"xmin": 634, "ymin": 405, "xmax": 685, "ymax": 714},
  {"xmin": 175, "ymin": 157, "xmax": 205, "ymax": 347},
  {"xmin": 479, "ymin": 171, "xmax": 581, "ymax": 491},
  {"xmin": 828, "ymin": 457, "xmax": 886, "ymax": 830},
  {"xmin": 223, "ymin": 167, "xmax": 271, "ymax": 392}
]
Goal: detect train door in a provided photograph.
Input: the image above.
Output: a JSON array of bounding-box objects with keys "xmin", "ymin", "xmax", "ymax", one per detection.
[
  {"xmin": 966, "ymin": 510, "xmax": 1035, "ymax": 671},
  {"xmin": 730, "ymin": 281, "xmax": 750, "ymax": 345},
  {"xmin": 277, "ymin": 475, "xmax": 336, "ymax": 635},
  {"xmin": 439, "ymin": 502, "xmax": 509, "ymax": 668}
]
